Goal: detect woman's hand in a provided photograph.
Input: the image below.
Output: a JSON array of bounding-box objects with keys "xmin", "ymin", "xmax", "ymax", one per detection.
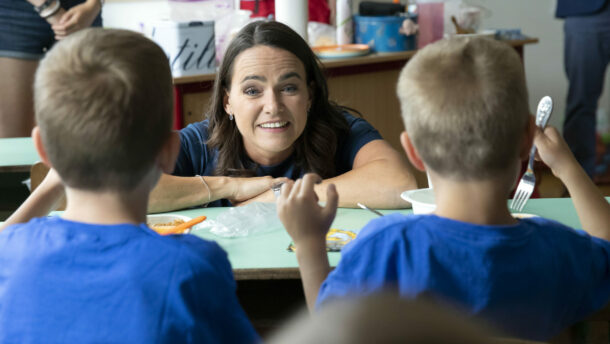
[
  {"xmin": 229, "ymin": 176, "xmax": 289, "ymax": 205},
  {"xmin": 231, "ymin": 189, "xmax": 275, "ymax": 206},
  {"xmin": 51, "ymin": 0, "xmax": 101, "ymax": 40},
  {"xmin": 149, "ymin": 174, "xmax": 289, "ymax": 213}
]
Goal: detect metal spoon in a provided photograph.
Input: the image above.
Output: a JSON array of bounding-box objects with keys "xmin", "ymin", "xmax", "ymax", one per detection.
[{"xmin": 357, "ymin": 203, "xmax": 384, "ymax": 217}]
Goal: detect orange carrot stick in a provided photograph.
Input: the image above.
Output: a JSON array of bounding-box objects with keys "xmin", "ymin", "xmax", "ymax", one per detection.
[{"xmin": 157, "ymin": 216, "xmax": 207, "ymax": 236}]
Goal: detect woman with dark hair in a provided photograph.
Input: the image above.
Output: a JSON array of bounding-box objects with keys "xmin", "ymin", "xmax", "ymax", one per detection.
[{"xmin": 150, "ymin": 21, "xmax": 416, "ymax": 210}]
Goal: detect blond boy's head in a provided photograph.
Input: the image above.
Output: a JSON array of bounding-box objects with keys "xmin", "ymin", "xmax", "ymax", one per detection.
[
  {"xmin": 397, "ymin": 38, "xmax": 530, "ymax": 180},
  {"xmin": 268, "ymin": 293, "xmax": 490, "ymax": 344},
  {"xmin": 34, "ymin": 28, "xmax": 173, "ymax": 191}
]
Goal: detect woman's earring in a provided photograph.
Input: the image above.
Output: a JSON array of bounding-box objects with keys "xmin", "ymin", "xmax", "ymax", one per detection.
[{"xmin": 228, "ymin": 113, "xmax": 234, "ymax": 121}]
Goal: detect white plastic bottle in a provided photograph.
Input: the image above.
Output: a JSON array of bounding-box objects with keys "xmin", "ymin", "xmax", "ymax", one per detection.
[
  {"xmin": 336, "ymin": 0, "xmax": 353, "ymax": 45},
  {"xmin": 276, "ymin": 0, "xmax": 308, "ymax": 40}
]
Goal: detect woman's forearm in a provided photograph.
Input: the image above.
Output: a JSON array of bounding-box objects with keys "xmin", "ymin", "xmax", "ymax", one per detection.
[
  {"xmin": 148, "ymin": 174, "xmax": 283, "ymax": 212},
  {"xmin": 148, "ymin": 174, "xmax": 232, "ymax": 213},
  {"xmin": 315, "ymin": 141, "xmax": 418, "ymax": 209},
  {"xmin": 316, "ymin": 160, "xmax": 416, "ymax": 208}
]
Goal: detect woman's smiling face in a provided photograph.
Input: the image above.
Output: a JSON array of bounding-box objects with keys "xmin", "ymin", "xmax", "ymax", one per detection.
[{"xmin": 223, "ymin": 45, "xmax": 311, "ymax": 166}]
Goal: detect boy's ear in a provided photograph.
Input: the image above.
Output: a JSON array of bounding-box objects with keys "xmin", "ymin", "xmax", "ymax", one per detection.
[
  {"xmin": 157, "ymin": 131, "xmax": 181, "ymax": 174},
  {"xmin": 32, "ymin": 127, "xmax": 53, "ymax": 168},
  {"xmin": 519, "ymin": 115, "xmax": 536, "ymax": 161},
  {"xmin": 400, "ymin": 131, "xmax": 426, "ymax": 171}
]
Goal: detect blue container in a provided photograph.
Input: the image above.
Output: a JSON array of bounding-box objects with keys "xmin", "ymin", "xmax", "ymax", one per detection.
[{"xmin": 353, "ymin": 15, "xmax": 417, "ymax": 52}]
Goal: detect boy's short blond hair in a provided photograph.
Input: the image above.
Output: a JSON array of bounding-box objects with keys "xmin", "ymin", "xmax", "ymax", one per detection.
[
  {"xmin": 268, "ymin": 293, "xmax": 490, "ymax": 344},
  {"xmin": 397, "ymin": 38, "xmax": 530, "ymax": 180},
  {"xmin": 34, "ymin": 28, "xmax": 173, "ymax": 191}
]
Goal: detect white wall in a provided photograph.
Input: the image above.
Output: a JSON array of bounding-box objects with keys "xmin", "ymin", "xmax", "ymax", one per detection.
[
  {"xmin": 354, "ymin": 0, "xmax": 610, "ymax": 130},
  {"xmin": 103, "ymin": 0, "xmax": 169, "ymax": 32},
  {"xmin": 479, "ymin": 0, "xmax": 568, "ymax": 129}
]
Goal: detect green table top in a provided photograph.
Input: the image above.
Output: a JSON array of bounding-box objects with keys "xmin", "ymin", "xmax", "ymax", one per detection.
[
  {"xmin": 0, "ymin": 137, "xmax": 38, "ymax": 172},
  {"xmin": 173, "ymin": 206, "xmax": 402, "ymax": 279},
  {"xmin": 166, "ymin": 197, "xmax": 592, "ymax": 280}
]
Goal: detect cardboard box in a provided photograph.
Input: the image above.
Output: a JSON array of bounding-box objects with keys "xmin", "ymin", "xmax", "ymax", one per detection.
[{"xmin": 151, "ymin": 20, "xmax": 216, "ymax": 77}]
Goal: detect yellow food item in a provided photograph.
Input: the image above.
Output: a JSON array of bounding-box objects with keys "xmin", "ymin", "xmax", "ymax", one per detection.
[{"xmin": 288, "ymin": 228, "xmax": 357, "ymax": 252}]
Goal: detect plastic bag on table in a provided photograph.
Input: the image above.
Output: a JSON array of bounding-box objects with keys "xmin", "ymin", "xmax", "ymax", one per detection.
[
  {"xmin": 215, "ymin": 9, "xmax": 254, "ymax": 62},
  {"xmin": 308, "ymin": 22, "xmax": 336, "ymax": 47},
  {"xmin": 199, "ymin": 202, "xmax": 284, "ymax": 238}
]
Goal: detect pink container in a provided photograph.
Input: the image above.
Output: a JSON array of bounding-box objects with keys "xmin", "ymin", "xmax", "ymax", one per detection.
[{"xmin": 417, "ymin": 2, "xmax": 444, "ymax": 48}]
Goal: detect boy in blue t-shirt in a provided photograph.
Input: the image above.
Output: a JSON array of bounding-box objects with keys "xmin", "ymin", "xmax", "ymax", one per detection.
[
  {"xmin": 0, "ymin": 29, "xmax": 258, "ymax": 343},
  {"xmin": 276, "ymin": 37, "xmax": 610, "ymax": 341}
]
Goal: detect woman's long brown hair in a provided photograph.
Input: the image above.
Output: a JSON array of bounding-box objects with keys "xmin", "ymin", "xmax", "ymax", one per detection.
[{"xmin": 206, "ymin": 21, "xmax": 350, "ymax": 178}]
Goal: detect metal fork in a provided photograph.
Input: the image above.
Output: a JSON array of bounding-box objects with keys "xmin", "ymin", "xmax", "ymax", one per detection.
[{"xmin": 510, "ymin": 96, "xmax": 554, "ymax": 212}]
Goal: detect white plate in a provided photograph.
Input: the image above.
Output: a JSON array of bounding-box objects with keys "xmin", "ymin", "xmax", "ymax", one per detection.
[
  {"xmin": 444, "ymin": 29, "xmax": 497, "ymax": 39},
  {"xmin": 401, "ymin": 189, "xmax": 540, "ymax": 219},
  {"xmin": 512, "ymin": 213, "xmax": 538, "ymax": 219},
  {"xmin": 313, "ymin": 44, "xmax": 370, "ymax": 59},
  {"xmin": 147, "ymin": 214, "xmax": 192, "ymax": 234},
  {"xmin": 401, "ymin": 188, "xmax": 436, "ymax": 214}
]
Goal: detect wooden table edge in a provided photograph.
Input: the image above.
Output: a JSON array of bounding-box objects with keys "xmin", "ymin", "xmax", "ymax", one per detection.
[
  {"xmin": 0, "ymin": 165, "xmax": 33, "ymax": 173},
  {"xmin": 587, "ymin": 301, "xmax": 610, "ymax": 321},
  {"xmin": 234, "ymin": 268, "xmax": 301, "ymax": 280}
]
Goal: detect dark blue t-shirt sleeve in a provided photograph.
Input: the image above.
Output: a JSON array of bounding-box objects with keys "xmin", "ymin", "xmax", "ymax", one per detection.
[
  {"xmin": 174, "ymin": 121, "xmax": 215, "ymax": 177},
  {"xmin": 336, "ymin": 113, "xmax": 383, "ymax": 174},
  {"xmin": 174, "ymin": 236, "xmax": 259, "ymax": 343}
]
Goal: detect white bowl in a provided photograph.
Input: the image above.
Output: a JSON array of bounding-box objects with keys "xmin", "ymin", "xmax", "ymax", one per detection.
[
  {"xmin": 444, "ymin": 29, "xmax": 497, "ymax": 39},
  {"xmin": 401, "ymin": 188, "xmax": 436, "ymax": 214},
  {"xmin": 512, "ymin": 213, "xmax": 538, "ymax": 219},
  {"xmin": 401, "ymin": 190, "xmax": 540, "ymax": 218},
  {"xmin": 146, "ymin": 214, "xmax": 192, "ymax": 234}
]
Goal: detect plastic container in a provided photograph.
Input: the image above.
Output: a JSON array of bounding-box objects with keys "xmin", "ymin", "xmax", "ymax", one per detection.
[
  {"xmin": 417, "ymin": 1, "xmax": 443, "ymax": 48},
  {"xmin": 401, "ymin": 188, "xmax": 436, "ymax": 214},
  {"xmin": 337, "ymin": 0, "xmax": 353, "ymax": 44},
  {"xmin": 276, "ymin": 0, "xmax": 308, "ymax": 40},
  {"xmin": 147, "ymin": 214, "xmax": 194, "ymax": 234},
  {"xmin": 150, "ymin": 20, "xmax": 216, "ymax": 77},
  {"xmin": 353, "ymin": 15, "xmax": 416, "ymax": 52}
]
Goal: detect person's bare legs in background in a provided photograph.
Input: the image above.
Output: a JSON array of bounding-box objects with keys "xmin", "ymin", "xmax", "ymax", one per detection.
[{"xmin": 0, "ymin": 57, "xmax": 38, "ymax": 137}]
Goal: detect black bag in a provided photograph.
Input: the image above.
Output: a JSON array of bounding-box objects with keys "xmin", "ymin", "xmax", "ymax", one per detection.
[{"xmin": 358, "ymin": 1, "xmax": 405, "ymax": 16}]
